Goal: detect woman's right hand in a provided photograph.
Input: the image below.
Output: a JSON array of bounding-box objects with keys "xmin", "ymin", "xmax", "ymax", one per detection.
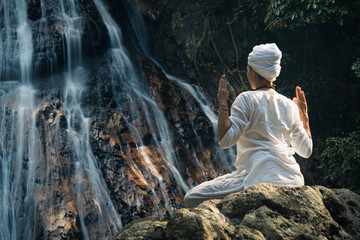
[
  {"xmin": 217, "ymin": 75, "xmax": 229, "ymax": 108},
  {"xmin": 293, "ymin": 86, "xmax": 312, "ymax": 139}
]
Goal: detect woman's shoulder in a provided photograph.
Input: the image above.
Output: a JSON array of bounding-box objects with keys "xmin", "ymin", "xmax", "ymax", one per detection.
[
  {"xmin": 273, "ymin": 92, "xmax": 300, "ymax": 112},
  {"xmin": 235, "ymin": 90, "xmax": 273, "ymax": 103},
  {"xmin": 234, "ymin": 91, "xmax": 255, "ymax": 103},
  {"xmin": 237, "ymin": 90, "xmax": 256, "ymax": 98},
  {"xmin": 275, "ymin": 91, "xmax": 296, "ymax": 103}
]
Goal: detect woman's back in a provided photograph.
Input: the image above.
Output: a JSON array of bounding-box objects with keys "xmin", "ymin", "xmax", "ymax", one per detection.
[
  {"xmin": 242, "ymin": 90, "xmax": 295, "ymax": 147},
  {"xmin": 220, "ymin": 90, "xmax": 312, "ymax": 189}
]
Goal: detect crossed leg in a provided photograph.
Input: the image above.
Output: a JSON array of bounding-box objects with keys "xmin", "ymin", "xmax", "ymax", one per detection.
[{"xmin": 184, "ymin": 169, "xmax": 246, "ymax": 208}]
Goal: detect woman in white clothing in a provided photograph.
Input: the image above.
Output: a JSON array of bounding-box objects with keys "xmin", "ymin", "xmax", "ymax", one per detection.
[{"xmin": 184, "ymin": 43, "xmax": 312, "ymax": 208}]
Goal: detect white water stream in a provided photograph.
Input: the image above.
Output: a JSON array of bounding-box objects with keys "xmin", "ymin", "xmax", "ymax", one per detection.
[
  {"xmin": 0, "ymin": 1, "xmax": 37, "ymax": 239},
  {"xmin": 51, "ymin": 1, "xmax": 123, "ymax": 238},
  {"xmin": 1, "ymin": 0, "xmax": 122, "ymax": 239},
  {"xmin": 93, "ymin": 0, "xmax": 192, "ymax": 195}
]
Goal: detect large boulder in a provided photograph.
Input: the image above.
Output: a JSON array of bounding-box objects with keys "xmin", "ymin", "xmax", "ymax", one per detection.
[{"xmin": 110, "ymin": 183, "xmax": 360, "ymax": 240}]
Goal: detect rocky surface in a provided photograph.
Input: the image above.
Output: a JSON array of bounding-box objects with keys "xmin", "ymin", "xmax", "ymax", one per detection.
[
  {"xmin": 110, "ymin": 183, "xmax": 360, "ymax": 240},
  {"xmin": 82, "ymin": 53, "xmax": 236, "ymax": 226},
  {"xmin": 0, "ymin": 51, "xmax": 235, "ymax": 239}
]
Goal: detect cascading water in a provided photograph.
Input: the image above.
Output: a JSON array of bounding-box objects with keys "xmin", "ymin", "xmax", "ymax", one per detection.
[
  {"xmin": 92, "ymin": 0, "xmax": 190, "ymax": 211},
  {"xmin": 1, "ymin": 0, "xmax": 122, "ymax": 239},
  {"xmin": 0, "ymin": 1, "xmax": 37, "ymax": 239},
  {"xmin": 1, "ymin": 0, "xmax": 236, "ymax": 239},
  {"xmin": 0, "ymin": 83, "xmax": 38, "ymax": 240},
  {"xmin": 38, "ymin": 0, "xmax": 122, "ymax": 239}
]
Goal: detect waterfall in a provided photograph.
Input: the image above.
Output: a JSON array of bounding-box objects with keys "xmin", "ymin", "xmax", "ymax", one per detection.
[
  {"xmin": 1, "ymin": 0, "xmax": 236, "ymax": 239},
  {"xmin": 39, "ymin": 0, "xmax": 123, "ymax": 239}
]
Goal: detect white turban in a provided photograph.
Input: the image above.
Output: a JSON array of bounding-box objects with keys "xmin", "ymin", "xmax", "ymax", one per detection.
[{"xmin": 247, "ymin": 43, "xmax": 282, "ymax": 82}]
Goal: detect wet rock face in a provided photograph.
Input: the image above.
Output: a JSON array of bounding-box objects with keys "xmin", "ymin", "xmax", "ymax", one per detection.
[
  {"xmin": 109, "ymin": 183, "xmax": 360, "ymax": 240},
  {"xmin": 81, "ymin": 53, "xmax": 234, "ymax": 226},
  {"xmin": 88, "ymin": 108, "xmax": 186, "ymax": 225},
  {"xmin": 6, "ymin": 48, "xmax": 231, "ymax": 238},
  {"xmin": 4, "ymin": 0, "xmax": 231, "ymax": 239},
  {"xmin": 2, "ymin": 3, "xmax": 235, "ymax": 236},
  {"xmin": 134, "ymin": 54, "xmax": 234, "ymax": 181}
]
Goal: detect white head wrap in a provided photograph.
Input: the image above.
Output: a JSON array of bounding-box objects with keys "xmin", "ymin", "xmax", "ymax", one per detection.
[{"xmin": 247, "ymin": 43, "xmax": 282, "ymax": 81}]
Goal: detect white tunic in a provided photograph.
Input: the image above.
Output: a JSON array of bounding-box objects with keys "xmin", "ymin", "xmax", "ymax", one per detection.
[{"xmin": 219, "ymin": 90, "xmax": 312, "ymax": 189}]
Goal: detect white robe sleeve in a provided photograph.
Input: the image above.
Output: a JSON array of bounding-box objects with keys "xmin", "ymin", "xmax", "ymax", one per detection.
[
  {"xmin": 290, "ymin": 103, "xmax": 313, "ymax": 158},
  {"xmin": 219, "ymin": 94, "xmax": 251, "ymax": 149}
]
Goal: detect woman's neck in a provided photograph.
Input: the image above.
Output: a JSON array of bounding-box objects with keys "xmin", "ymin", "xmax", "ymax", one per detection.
[
  {"xmin": 253, "ymin": 78, "xmax": 274, "ymax": 91},
  {"xmin": 255, "ymin": 85, "xmax": 274, "ymax": 91}
]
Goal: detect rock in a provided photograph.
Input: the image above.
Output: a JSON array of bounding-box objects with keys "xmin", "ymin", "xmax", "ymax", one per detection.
[
  {"xmin": 165, "ymin": 199, "xmax": 235, "ymax": 240},
  {"xmin": 218, "ymin": 184, "xmax": 354, "ymax": 239},
  {"xmin": 110, "ymin": 217, "xmax": 167, "ymax": 240},
  {"xmin": 109, "ymin": 183, "xmax": 360, "ymax": 240},
  {"xmin": 332, "ymin": 188, "xmax": 360, "ymax": 239}
]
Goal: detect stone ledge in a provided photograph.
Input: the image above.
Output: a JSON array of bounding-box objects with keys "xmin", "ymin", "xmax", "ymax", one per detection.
[{"xmin": 109, "ymin": 183, "xmax": 360, "ymax": 240}]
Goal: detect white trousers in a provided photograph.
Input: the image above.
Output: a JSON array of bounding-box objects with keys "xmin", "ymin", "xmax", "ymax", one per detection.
[{"xmin": 184, "ymin": 169, "xmax": 246, "ymax": 208}]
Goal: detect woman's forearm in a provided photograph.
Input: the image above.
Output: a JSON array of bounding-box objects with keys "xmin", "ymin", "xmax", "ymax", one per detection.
[
  {"xmin": 217, "ymin": 75, "xmax": 231, "ymax": 140},
  {"xmin": 302, "ymin": 116, "xmax": 312, "ymax": 140},
  {"xmin": 218, "ymin": 108, "xmax": 231, "ymax": 140}
]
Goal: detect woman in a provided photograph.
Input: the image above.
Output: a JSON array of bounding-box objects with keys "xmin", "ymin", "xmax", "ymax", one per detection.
[{"xmin": 184, "ymin": 43, "xmax": 312, "ymax": 208}]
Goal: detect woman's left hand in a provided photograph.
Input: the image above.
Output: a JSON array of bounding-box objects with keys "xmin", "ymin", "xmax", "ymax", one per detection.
[{"xmin": 217, "ymin": 75, "xmax": 231, "ymax": 140}]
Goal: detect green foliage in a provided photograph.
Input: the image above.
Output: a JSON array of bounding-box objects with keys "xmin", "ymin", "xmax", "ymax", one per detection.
[
  {"xmin": 319, "ymin": 131, "xmax": 360, "ymax": 193},
  {"xmin": 265, "ymin": 0, "xmax": 350, "ymax": 30},
  {"xmin": 352, "ymin": 58, "xmax": 360, "ymax": 78}
]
